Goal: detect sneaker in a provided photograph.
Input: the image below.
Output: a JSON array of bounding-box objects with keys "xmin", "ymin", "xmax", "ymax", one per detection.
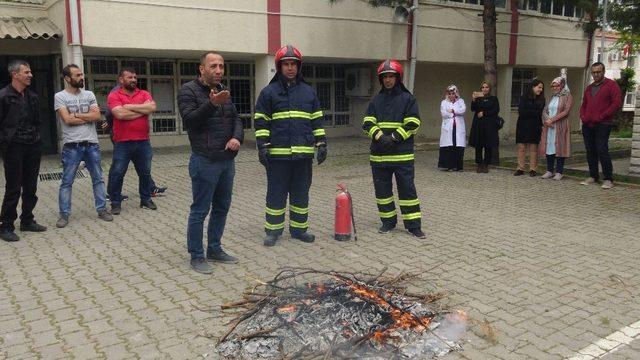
[
  {"xmin": 140, "ymin": 200, "xmax": 157, "ymax": 210},
  {"xmin": 111, "ymin": 203, "xmax": 121, "ymax": 215},
  {"xmin": 207, "ymin": 250, "xmax": 238, "ymax": 263},
  {"xmin": 56, "ymin": 214, "xmax": 69, "ymax": 228},
  {"xmin": 529, "ymin": 170, "xmax": 538, "ymax": 177},
  {"xmin": 580, "ymin": 177, "xmax": 596, "ymax": 186},
  {"xmin": 541, "ymin": 171, "xmax": 554, "ymax": 179},
  {"xmin": 0, "ymin": 229, "xmax": 19, "ymax": 242},
  {"xmin": 378, "ymin": 223, "xmax": 396, "ymax": 234},
  {"xmin": 19, "ymin": 221, "xmax": 47, "ymax": 232},
  {"xmin": 601, "ymin": 180, "xmax": 614, "ymax": 189},
  {"xmin": 292, "ymin": 232, "xmax": 315, "ymax": 243},
  {"xmin": 151, "ymin": 186, "xmax": 167, "ymax": 197},
  {"xmin": 190, "ymin": 258, "xmax": 213, "ymax": 274},
  {"xmin": 513, "ymin": 169, "xmax": 525, "ymax": 176},
  {"xmin": 264, "ymin": 234, "xmax": 278, "ymax": 247},
  {"xmin": 553, "ymin": 173, "xmax": 563, "ymax": 181},
  {"xmin": 98, "ymin": 210, "xmax": 113, "ymax": 222},
  {"xmin": 408, "ymin": 228, "xmax": 427, "ymax": 239}
]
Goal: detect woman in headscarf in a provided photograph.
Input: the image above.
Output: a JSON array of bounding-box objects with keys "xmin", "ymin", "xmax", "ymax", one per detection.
[
  {"xmin": 539, "ymin": 76, "xmax": 573, "ymax": 180},
  {"xmin": 469, "ymin": 81, "xmax": 500, "ymax": 173},
  {"xmin": 514, "ymin": 78, "xmax": 545, "ymax": 177},
  {"xmin": 438, "ymin": 84, "xmax": 466, "ymax": 171}
]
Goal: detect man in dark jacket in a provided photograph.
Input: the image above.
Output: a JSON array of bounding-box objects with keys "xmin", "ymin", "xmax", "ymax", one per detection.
[
  {"xmin": 254, "ymin": 45, "xmax": 327, "ymax": 247},
  {"xmin": 579, "ymin": 62, "xmax": 622, "ymax": 189},
  {"xmin": 178, "ymin": 52, "xmax": 243, "ymax": 274},
  {"xmin": 0, "ymin": 60, "xmax": 47, "ymax": 242},
  {"xmin": 362, "ymin": 59, "xmax": 425, "ymax": 239}
]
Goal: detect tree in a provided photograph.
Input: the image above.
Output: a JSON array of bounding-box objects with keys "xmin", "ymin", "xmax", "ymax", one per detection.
[{"xmin": 609, "ymin": 0, "xmax": 640, "ymax": 52}]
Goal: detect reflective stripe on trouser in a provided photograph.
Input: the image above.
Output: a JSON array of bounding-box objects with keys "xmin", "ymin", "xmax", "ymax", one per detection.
[
  {"xmin": 265, "ymin": 159, "xmax": 313, "ymax": 236},
  {"xmin": 371, "ymin": 163, "xmax": 421, "ymax": 229}
]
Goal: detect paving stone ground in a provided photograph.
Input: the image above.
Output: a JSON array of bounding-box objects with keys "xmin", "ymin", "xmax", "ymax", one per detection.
[{"xmin": 1, "ymin": 137, "xmax": 639, "ymax": 359}]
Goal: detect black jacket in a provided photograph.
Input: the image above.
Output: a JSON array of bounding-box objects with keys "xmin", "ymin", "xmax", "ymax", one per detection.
[
  {"xmin": 362, "ymin": 84, "xmax": 421, "ymax": 167},
  {"xmin": 254, "ymin": 74, "xmax": 326, "ymax": 161},
  {"xmin": 0, "ymin": 84, "xmax": 40, "ymax": 150},
  {"xmin": 178, "ymin": 79, "xmax": 244, "ymax": 161},
  {"xmin": 469, "ymin": 95, "xmax": 500, "ymax": 148},
  {"xmin": 515, "ymin": 95, "xmax": 545, "ymax": 144}
]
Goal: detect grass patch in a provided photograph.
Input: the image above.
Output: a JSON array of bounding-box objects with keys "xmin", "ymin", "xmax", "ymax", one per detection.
[{"xmin": 611, "ymin": 129, "xmax": 633, "ymax": 138}]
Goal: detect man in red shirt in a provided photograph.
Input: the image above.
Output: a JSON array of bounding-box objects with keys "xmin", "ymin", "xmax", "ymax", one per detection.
[
  {"xmin": 107, "ymin": 67, "xmax": 157, "ymax": 214},
  {"xmin": 579, "ymin": 62, "xmax": 622, "ymax": 189}
]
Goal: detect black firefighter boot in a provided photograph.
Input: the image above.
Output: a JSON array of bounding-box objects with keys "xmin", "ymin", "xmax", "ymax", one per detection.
[
  {"xmin": 292, "ymin": 232, "xmax": 315, "ymax": 243},
  {"xmin": 264, "ymin": 234, "xmax": 279, "ymax": 247}
]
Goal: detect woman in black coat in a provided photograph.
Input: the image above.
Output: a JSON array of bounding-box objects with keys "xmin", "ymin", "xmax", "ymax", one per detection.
[
  {"xmin": 514, "ymin": 79, "xmax": 545, "ymax": 176},
  {"xmin": 468, "ymin": 81, "xmax": 500, "ymax": 173},
  {"xmin": 513, "ymin": 79, "xmax": 545, "ymax": 177}
]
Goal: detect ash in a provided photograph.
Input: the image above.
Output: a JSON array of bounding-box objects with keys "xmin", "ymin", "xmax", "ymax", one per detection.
[{"xmin": 217, "ymin": 268, "xmax": 466, "ymax": 359}]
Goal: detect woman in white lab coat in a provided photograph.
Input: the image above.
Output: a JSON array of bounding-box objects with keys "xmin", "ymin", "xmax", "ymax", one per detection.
[{"xmin": 438, "ymin": 84, "xmax": 466, "ymax": 171}]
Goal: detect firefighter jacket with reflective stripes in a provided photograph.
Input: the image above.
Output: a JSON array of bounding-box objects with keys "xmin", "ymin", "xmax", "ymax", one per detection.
[
  {"xmin": 362, "ymin": 84, "xmax": 421, "ymax": 167},
  {"xmin": 254, "ymin": 74, "xmax": 326, "ymax": 160}
]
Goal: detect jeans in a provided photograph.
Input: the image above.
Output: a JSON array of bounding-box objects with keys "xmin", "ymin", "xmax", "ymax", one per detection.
[
  {"xmin": 582, "ymin": 124, "xmax": 612, "ymax": 181},
  {"xmin": 546, "ymin": 155, "xmax": 566, "ymax": 174},
  {"xmin": 0, "ymin": 142, "xmax": 41, "ymax": 231},
  {"xmin": 108, "ymin": 140, "xmax": 153, "ymax": 205},
  {"xmin": 59, "ymin": 143, "xmax": 107, "ymax": 215},
  {"xmin": 187, "ymin": 154, "xmax": 235, "ymax": 260}
]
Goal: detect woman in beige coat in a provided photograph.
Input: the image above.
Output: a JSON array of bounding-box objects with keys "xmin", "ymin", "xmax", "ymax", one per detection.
[{"xmin": 539, "ymin": 77, "xmax": 573, "ymax": 180}]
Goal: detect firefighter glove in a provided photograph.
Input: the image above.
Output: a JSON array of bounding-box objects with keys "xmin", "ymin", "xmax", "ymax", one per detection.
[
  {"xmin": 258, "ymin": 145, "xmax": 269, "ymax": 169},
  {"xmin": 378, "ymin": 134, "xmax": 394, "ymax": 150},
  {"xmin": 316, "ymin": 144, "xmax": 327, "ymax": 165}
]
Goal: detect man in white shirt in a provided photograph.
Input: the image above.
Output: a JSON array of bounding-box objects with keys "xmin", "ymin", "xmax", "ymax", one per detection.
[{"xmin": 54, "ymin": 64, "xmax": 113, "ymax": 228}]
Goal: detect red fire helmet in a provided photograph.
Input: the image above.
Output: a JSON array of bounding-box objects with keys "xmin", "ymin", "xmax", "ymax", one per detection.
[
  {"xmin": 274, "ymin": 45, "xmax": 303, "ymax": 68},
  {"xmin": 377, "ymin": 59, "xmax": 403, "ymax": 82}
]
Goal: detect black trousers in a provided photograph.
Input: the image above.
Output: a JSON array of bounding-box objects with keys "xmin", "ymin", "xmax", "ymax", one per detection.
[
  {"xmin": 438, "ymin": 123, "xmax": 464, "ymax": 170},
  {"xmin": 582, "ymin": 124, "xmax": 613, "ymax": 181},
  {"xmin": 475, "ymin": 146, "xmax": 493, "ymax": 165},
  {"xmin": 1, "ymin": 142, "xmax": 42, "ymax": 231},
  {"xmin": 265, "ymin": 159, "xmax": 312, "ymax": 236},
  {"xmin": 372, "ymin": 163, "xmax": 421, "ymax": 230}
]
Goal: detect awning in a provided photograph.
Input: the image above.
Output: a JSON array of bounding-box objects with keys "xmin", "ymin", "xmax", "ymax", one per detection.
[{"xmin": 0, "ymin": 17, "xmax": 61, "ymax": 40}]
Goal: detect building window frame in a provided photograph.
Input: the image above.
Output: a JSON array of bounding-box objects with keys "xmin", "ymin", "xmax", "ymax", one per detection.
[
  {"xmin": 301, "ymin": 63, "xmax": 351, "ymax": 128},
  {"xmin": 511, "ymin": 68, "xmax": 537, "ymax": 108}
]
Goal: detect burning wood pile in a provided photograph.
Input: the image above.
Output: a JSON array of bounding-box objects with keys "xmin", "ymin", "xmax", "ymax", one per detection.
[{"xmin": 216, "ymin": 268, "xmax": 467, "ymax": 359}]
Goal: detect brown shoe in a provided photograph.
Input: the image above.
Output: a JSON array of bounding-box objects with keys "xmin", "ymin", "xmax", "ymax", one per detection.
[
  {"xmin": 482, "ymin": 164, "xmax": 489, "ymax": 173},
  {"xmin": 476, "ymin": 165, "xmax": 482, "ymax": 173}
]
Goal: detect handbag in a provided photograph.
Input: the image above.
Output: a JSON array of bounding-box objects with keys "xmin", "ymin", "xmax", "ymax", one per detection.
[{"xmin": 497, "ymin": 116, "xmax": 505, "ymax": 130}]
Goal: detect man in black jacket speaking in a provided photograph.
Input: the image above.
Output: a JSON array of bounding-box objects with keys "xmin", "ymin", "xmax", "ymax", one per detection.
[{"xmin": 178, "ymin": 52, "xmax": 243, "ymax": 274}]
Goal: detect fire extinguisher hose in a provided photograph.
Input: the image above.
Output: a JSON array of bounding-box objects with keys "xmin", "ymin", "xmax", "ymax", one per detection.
[{"xmin": 346, "ymin": 190, "xmax": 357, "ymax": 241}]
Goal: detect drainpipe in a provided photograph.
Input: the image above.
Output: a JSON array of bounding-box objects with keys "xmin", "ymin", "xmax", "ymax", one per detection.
[
  {"xmin": 66, "ymin": 0, "xmax": 84, "ymax": 68},
  {"xmin": 407, "ymin": 0, "xmax": 418, "ymax": 94}
]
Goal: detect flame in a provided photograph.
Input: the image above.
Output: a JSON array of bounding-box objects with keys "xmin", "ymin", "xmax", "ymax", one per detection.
[
  {"xmin": 341, "ymin": 279, "xmax": 432, "ymax": 343},
  {"xmin": 277, "ymin": 304, "xmax": 297, "ymax": 314}
]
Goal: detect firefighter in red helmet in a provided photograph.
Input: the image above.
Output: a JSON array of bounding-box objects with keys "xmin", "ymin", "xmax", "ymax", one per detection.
[
  {"xmin": 362, "ymin": 59, "xmax": 426, "ymax": 238},
  {"xmin": 254, "ymin": 45, "xmax": 327, "ymax": 247}
]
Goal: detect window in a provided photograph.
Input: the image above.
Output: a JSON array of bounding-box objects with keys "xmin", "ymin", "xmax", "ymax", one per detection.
[
  {"xmin": 625, "ymin": 87, "xmax": 636, "ymax": 107},
  {"xmin": 511, "ymin": 68, "xmax": 537, "ymax": 107},
  {"xmin": 303, "ymin": 64, "xmax": 351, "ymax": 127},
  {"xmin": 596, "ymin": 47, "xmax": 603, "ymax": 63},
  {"xmin": 447, "ymin": 0, "xmax": 506, "ymax": 7},
  {"xmin": 519, "ymin": 0, "xmax": 580, "ymax": 17}
]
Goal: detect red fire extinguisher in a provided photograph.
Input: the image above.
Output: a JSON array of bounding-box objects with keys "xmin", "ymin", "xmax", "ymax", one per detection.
[{"xmin": 335, "ymin": 184, "xmax": 357, "ymax": 241}]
